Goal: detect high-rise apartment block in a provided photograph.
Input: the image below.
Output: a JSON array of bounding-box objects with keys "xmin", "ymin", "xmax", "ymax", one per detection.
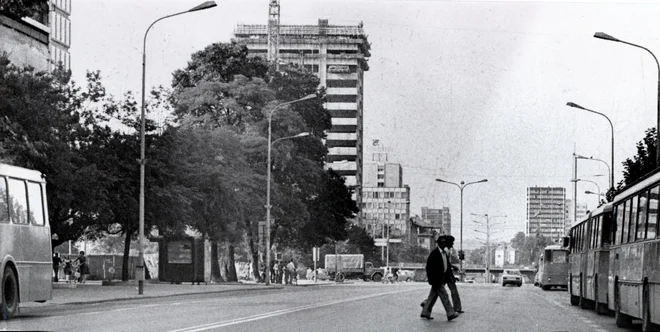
[
  {"xmin": 233, "ymin": 19, "xmax": 370, "ymax": 204},
  {"xmin": 49, "ymin": 0, "xmax": 72, "ymax": 71},
  {"xmin": 420, "ymin": 206, "xmax": 451, "ymax": 235},
  {"xmin": 526, "ymin": 186, "xmax": 567, "ymax": 239}
]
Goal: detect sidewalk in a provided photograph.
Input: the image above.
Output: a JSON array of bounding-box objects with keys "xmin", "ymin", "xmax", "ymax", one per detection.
[{"xmin": 22, "ymin": 279, "xmax": 333, "ymax": 308}]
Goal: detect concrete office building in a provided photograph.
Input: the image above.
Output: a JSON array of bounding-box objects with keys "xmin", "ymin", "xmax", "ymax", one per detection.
[
  {"xmin": 420, "ymin": 206, "xmax": 451, "ymax": 236},
  {"xmin": 233, "ymin": 19, "xmax": 370, "ymax": 204},
  {"xmin": 0, "ymin": 4, "xmax": 50, "ymax": 71},
  {"xmin": 360, "ymin": 162, "xmax": 410, "ymax": 238},
  {"xmin": 1, "ymin": 0, "xmax": 71, "ymax": 72},
  {"xmin": 526, "ymin": 186, "xmax": 567, "ymax": 240}
]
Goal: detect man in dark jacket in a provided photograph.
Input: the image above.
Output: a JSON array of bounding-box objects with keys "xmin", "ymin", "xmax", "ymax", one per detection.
[{"xmin": 420, "ymin": 235, "xmax": 459, "ymax": 321}]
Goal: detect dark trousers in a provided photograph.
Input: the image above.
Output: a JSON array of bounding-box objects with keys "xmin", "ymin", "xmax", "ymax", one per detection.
[
  {"xmin": 421, "ymin": 284, "xmax": 455, "ymax": 318},
  {"xmin": 447, "ymin": 281, "xmax": 462, "ymax": 312},
  {"xmin": 53, "ymin": 267, "xmax": 59, "ymax": 281}
]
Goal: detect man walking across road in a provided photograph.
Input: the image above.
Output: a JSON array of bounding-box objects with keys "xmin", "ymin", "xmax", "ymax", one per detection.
[
  {"xmin": 443, "ymin": 235, "xmax": 464, "ymax": 314},
  {"xmin": 420, "ymin": 235, "xmax": 459, "ymax": 321}
]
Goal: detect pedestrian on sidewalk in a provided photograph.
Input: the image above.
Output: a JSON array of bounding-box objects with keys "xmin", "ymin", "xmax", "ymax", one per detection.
[
  {"xmin": 52, "ymin": 252, "xmax": 62, "ymax": 282},
  {"xmin": 63, "ymin": 257, "xmax": 73, "ymax": 283},
  {"xmin": 286, "ymin": 259, "xmax": 296, "ymax": 285},
  {"xmin": 420, "ymin": 235, "xmax": 459, "ymax": 322},
  {"xmin": 74, "ymin": 251, "xmax": 90, "ymax": 283}
]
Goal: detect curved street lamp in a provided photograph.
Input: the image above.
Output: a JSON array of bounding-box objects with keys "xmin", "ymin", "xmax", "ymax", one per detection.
[
  {"xmin": 593, "ymin": 32, "xmax": 660, "ymax": 169},
  {"xmin": 265, "ymin": 94, "xmax": 317, "ymax": 285},
  {"xmin": 138, "ymin": 0, "xmax": 217, "ymax": 295},
  {"xmin": 566, "ymin": 103, "xmax": 614, "ymax": 190},
  {"xmin": 435, "ymin": 178, "xmax": 488, "ymax": 281}
]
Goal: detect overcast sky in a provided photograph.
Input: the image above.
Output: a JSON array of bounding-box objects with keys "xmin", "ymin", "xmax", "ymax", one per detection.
[{"xmin": 72, "ymin": 0, "xmax": 660, "ymax": 245}]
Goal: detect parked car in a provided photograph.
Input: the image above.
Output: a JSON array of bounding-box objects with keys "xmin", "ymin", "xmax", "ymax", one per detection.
[
  {"xmin": 464, "ymin": 276, "xmax": 476, "ymax": 283},
  {"xmin": 501, "ymin": 269, "xmax": 523, "ymax": 287},
  {"xmin": 396, "ymin": 269, "xmax": 415, "ymax": 282}
]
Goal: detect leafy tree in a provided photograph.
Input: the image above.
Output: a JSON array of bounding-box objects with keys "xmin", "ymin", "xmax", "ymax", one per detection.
[
  {"xmin": 0, "ymin": 0, "xmax": 47, "ymax": 20},
  {"xmin": 468, "ymin": 246, "xmax": 486, "ymax": 265},
  {"xmin": 171, "ymin": 42, "xmax": 355, "ymax": 281},
  {"xmin": 608, "ymin": 127, "xmax": 657, "ymax": 202},
  {"xmin": 0, "ymin": 58, "xmax": 111, "ymax": 248},
  {"xmin": 510, "ymin": 232, "xmax": 526, "ymax": 251},
  {"xmin": 171, "ymin": 42, "xmax": 268, "ymax": 90}
]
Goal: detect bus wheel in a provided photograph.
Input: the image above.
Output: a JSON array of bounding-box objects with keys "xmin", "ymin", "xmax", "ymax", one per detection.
[
  {"xmin": 642, "ymin": 280, "xmax": 655, "ymax": 332},
  {"xmin": 615, "ymin": 281, "xmax": 632, "ymax": 328},
  {"xmin": 335, "ymin": 273, "xmax": 345, "ymax": 283},
  {"xmin": 1, "ymin": 267, "xmax": 18, "ymax": 320},
  {"xmin": 542, "ymin": 285, "xmax": 550, "ymax": 291},
  {"xmin": 570, "ymin": 295, "xmax": 580, "ymax": 306}
]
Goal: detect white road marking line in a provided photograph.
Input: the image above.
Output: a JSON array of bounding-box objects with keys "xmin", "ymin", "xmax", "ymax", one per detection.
[{"xmin": 168, "ymin": 287, "xmax": 424, "ymax": 332}]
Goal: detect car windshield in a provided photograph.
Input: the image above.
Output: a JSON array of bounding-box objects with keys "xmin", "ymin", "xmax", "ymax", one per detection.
[{"xmin": 505, "ymin": 270, "xmax": 521, "ymax": 275}]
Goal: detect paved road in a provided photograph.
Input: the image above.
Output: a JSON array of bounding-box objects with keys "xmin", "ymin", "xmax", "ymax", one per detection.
[{"xmin": 0, "ymin": 282, "xmax": 646, "ymax": 331}]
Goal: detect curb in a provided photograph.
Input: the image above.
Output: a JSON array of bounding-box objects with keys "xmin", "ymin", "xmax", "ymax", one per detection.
[{"xmin": 52, "ymin": 285, "xmax": 286, "ymax": 306}]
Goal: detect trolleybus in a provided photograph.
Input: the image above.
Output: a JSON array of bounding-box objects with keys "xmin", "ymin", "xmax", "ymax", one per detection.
[
  {"xmin": 0, "ymin": 163, "xmax": 52, "ymax": 319},
  {"xmin": 607, "ymin": 168, "xmax": 660, "ymax": 330},
  {"xmin": 537, "ymin": 244, "xmax": 569, "ymax": 290},
  {"xmin": 567, "ymin": 203, "xmax": 613, "ymax": 314}
]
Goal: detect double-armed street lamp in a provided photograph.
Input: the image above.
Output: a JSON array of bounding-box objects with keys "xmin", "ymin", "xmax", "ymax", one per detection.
[
  {"xmin": 435, "ymin": 178, "xmax": 488, "ymax": 281},
  {"xmin": 265, "ymin": 94, "xmax": 317, "ymax": 286},
  {"xmin": 593, "ymin": 32, "xmax": 660, "ymax": 169},
  {"xmin": 138, "ymin": 1, "xmax": 217, "ymax": 295},
  {"xmin": 566, "ymin": 103, "xmax": 614, "ymax": 191}
]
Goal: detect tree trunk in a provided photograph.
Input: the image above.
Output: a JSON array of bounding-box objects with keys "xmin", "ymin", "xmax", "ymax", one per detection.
[
  {"xmin": 122, "ymin": 226, "xmax": 133, "ymax": 281},
  {"xmin": 226, "ymin": 244, "xmax": 238, "ymax": 282},
  {"xmin": 245, "ymin": 218, "xmax": 261, "ymax": 281},
  {"xmin": 210, "ymin": 240, "xmax": 222, "ymax": 282}
]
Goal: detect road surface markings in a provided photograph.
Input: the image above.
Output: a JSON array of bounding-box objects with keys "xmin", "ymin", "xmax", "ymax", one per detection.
[
  {"xmin": 532, "ymin": 292, "xmax": 609, "ymax": 332},
  {"xmin": 168, "ymin": 287, "xmax": 424, "ymax": 332}
]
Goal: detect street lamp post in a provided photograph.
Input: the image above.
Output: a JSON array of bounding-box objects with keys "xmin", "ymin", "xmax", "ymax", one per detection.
[
  {"xmin": 573, "ymin": 178, "xmax": 602, "ymax": 208},
  {"xmin": 138, "ymin": 1, "xmax": 216, "ymax": 295},
  {"xmin": 593, "ymin": 32, "xmax": 659, "ymax": 169},
  {"xmin": 265, "ymin": 94, "xmax": 316, "ymax": 286},
  {"xmin": 472, "ymin": 214, "xmax": 506, "ymax": 283},
  {"xmin": 566, "ymin": 102, "xmax": 614, "ymax": 190},
  {"xmin": 436, "ymin": 178, "xmax": 488, "ymax": 281}
]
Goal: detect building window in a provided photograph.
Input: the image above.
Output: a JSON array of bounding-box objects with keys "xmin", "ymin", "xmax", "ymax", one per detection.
[{"xmin": 377, "ymin": 183, "xmax": 384, "ymax": 188}]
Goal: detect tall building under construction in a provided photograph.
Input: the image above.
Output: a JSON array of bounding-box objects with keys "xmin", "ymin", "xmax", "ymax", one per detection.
[{"xmin": 233, "ymin": 18, "xmax": 370, "ymax": 207}]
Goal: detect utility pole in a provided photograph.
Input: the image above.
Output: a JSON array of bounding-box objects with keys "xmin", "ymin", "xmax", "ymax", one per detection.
[{"xmin": 472, "ymin": 213, "xmax": 506, "ymax": 283}]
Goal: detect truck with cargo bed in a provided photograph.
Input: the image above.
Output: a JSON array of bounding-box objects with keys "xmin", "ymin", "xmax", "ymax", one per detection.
[{"xmin": 325, "ymin": 254, "xmax": 384, "ymax": 282}]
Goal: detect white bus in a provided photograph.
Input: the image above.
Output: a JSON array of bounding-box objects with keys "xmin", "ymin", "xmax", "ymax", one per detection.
[
  {"xmin": 1, "ymin": 163, "xmax": 52, "ymax": 319},
  {"xmin": 608, "ymin": 168, "xmax": 660, "ymax": 331}
]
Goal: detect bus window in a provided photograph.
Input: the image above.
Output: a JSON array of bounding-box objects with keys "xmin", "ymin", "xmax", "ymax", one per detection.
[
  {"xmin": 649, "ymin": 186, "xmax": 659, "ymax": 239},
  {"xmin": 7, "ymin": 178, "xmax": 29, "ymax": 224},
  {"xmin": 615, "ymin": 204, "xmax": 624, "ymax": 245},
  {"xmin": 27, "ymin": 182, "xmax": 45, "ymax": 226},
  {"xmin": 637, "ymin": 191, "xmax": 648, "ymax": 240},
  {"xmin": 551, "ymin": 250, "xmax": 567, "ymax": 263},
  {"xmin": 631, "ymin": 197, "xmax": 638, "ymax": 242},
  {"xmin": 595, "ymin": 216, "xmax": 602, "ymax": 248},
  {"xmin": 0, "ymin": 177, "xmax": 8, "ymax": 223},
  {"xmin": 622, "ymin": 200, "xmax": 631, "ymax": 243}
]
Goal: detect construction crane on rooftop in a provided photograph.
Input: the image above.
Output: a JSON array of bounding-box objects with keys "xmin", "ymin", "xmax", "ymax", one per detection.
[{"xmin": 267, "ymin": 0, "xmax": 280, "ymax": 69}]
